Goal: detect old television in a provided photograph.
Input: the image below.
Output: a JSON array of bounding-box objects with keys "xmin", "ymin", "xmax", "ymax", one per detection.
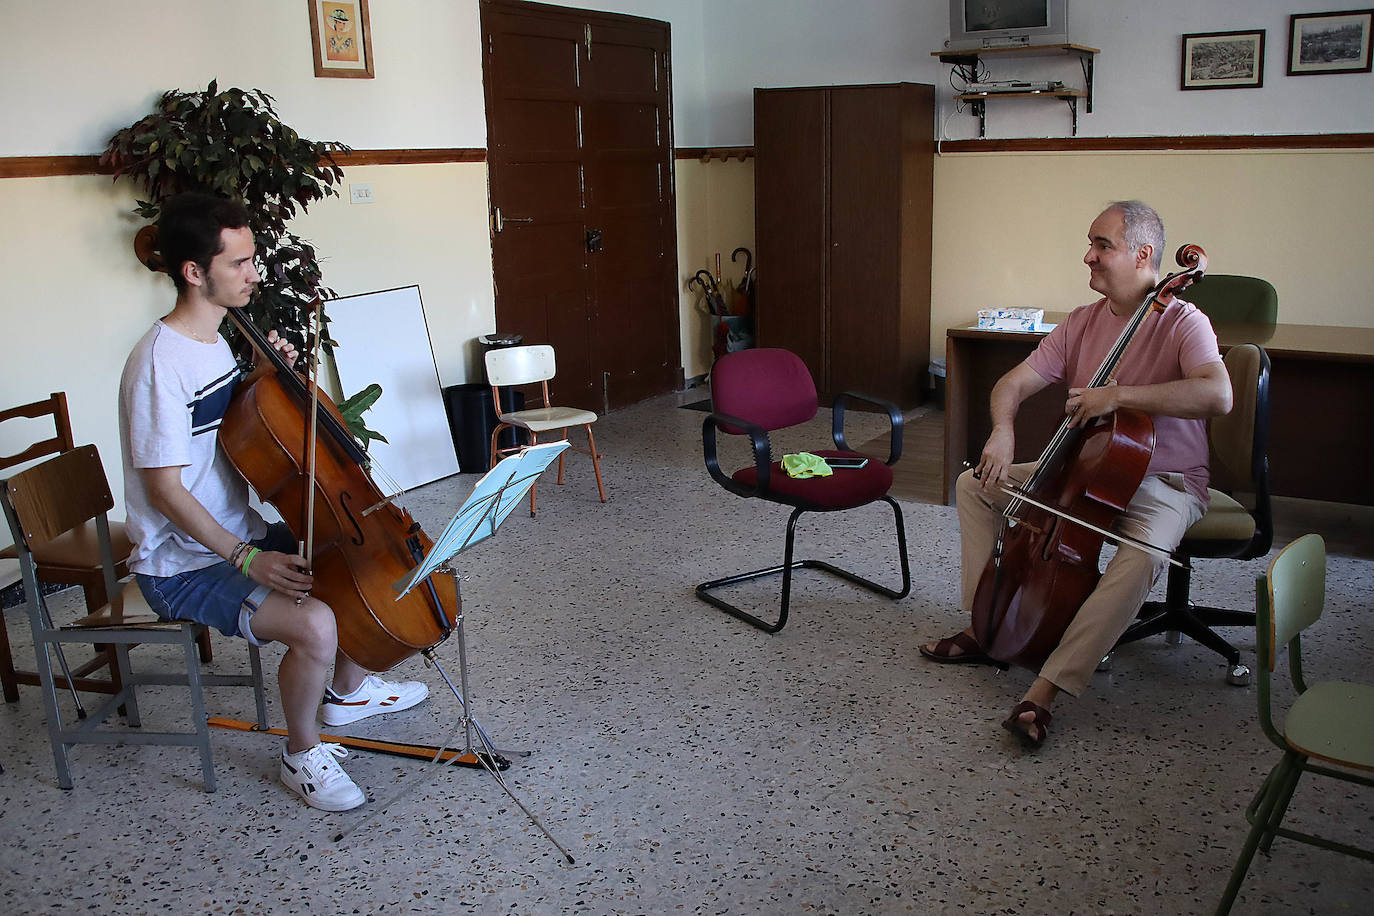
[{"xmin": 946, "ymin": 0, "xmax": 1069, "ymax": 51}]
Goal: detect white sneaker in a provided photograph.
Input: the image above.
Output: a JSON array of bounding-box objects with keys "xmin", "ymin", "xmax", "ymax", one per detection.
[
  {"xmin": 280, "ymin": 743, "xmax": 366, "ymax": 812},
  {"xmin": 321, "ymin": 675, "xmax": 429, "ymax": 727}
]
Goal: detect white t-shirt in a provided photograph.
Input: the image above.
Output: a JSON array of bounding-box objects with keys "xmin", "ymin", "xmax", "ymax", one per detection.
[{"xmin": 119, "ymin": 320, "xmax": 267, "ymax": 577}]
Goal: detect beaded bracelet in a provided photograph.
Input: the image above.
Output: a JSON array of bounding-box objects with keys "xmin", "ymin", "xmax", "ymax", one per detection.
[
  {"xmin": 228, "ymin": 541, "xmax": 249, "ymax": 568},
  {"xmin": 241, "ymin": 547, "xmax": 261, "ymax": 577}
]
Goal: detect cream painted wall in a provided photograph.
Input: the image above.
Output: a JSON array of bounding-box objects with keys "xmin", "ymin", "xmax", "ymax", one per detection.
[
  {"xmin": 674, "ymin": 158, "xmax": 756, "ymax": 381},
  {"xmin": 1, "ymin": 1, "xmax": 488, "ymax": 155},
  {"xmin": 929, "ymin": 148, "xmax": 1374, "ymax": 361},
  {"xmin": 674, "ymin": 160, "xmax": 710, "ymax": 377},
  {"xmin": 1, "ymin": 175, "xmax": 169, "ymax": 518},
  {"xmin": 661, "ymin": 147, "xmax": 1374, "ymax": 375},
  {"xmin": 290, "ymin": 163, "xmax": 495, "ymax": 387},
  {"xmin": 0, "ymin": 163, "xmax": 492, "ymax": 520}
]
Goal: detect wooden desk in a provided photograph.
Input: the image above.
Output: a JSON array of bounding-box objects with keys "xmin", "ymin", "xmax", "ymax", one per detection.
[{"xmin": 942, "ymin": 316, "xmax": 1374, "ymax": 506}]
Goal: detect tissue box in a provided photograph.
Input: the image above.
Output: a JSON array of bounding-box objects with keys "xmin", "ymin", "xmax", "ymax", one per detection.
[{"xmin": 977, "ymin": 308, "xmax": 1044, "ymax": 331}]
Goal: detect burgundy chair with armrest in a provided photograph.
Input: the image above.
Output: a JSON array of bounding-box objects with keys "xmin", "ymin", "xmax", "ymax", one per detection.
[{"xmin": 697, "ymin": 348, "xmax": 911, "ymax": 633}]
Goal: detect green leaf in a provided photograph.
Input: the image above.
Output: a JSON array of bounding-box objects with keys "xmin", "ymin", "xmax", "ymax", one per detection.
[{"xmin": 339, "ymin": 383, "xmax": 384, "ymax": 421}]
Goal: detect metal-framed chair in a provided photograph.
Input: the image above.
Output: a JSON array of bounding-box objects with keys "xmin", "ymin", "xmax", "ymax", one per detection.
[
  {"xmin": 1114, "ymin": 344, "xmax": 1271, "ymax": 683},
  {"xmin": 1, "ymin": 392, "xmax": 212, "ymax": 703},
  {"xmin": 485, "ymin": 344, "xmax": 607, "ymax": 516},
  {"xmin": 697, "ymin": 347, "xmax": 911, "ymax": 633},
  {"xmin": 1215, "ymin": 533, "xmax": 1374, "ymax": 914},
  {"xmin": 1, "ymin": 444, "xmax": 267, "ymax": 791}
]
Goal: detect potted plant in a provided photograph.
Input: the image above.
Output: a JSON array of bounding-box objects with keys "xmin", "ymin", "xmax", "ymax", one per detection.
[{"xmin": 103, "ymin": 80, "xmax": 384, "ymax": 449}]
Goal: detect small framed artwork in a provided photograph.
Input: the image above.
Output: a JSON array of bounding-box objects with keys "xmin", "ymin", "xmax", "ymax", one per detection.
[
  {"xmin": 308, "ymin": 0, "xmax": 375, "ymax": 79},
  {"xmin": 1181, "ymin": 30, "xmax": 1266, "ymax": 90},
  {"xmin": 1287, "ymin": 9, "xmax": 1374, "ymax": 76}
]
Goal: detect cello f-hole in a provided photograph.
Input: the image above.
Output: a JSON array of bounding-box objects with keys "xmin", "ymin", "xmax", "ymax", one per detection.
[{"xmin": 338, "ymin": 490, "xmax": 367, "ymax": 547}]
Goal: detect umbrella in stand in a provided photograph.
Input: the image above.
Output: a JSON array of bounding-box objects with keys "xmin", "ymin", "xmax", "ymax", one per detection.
[
  {"xmin": 694, "ymin": 269, "xmax": 728, "ymax": 317},
  {"xmin": 690, "ymin": 272, "xmax": 730, "ymax": 361},
  {"xmin": 731, "ymin": 247, "xmax": 754, "ymax": 315}
]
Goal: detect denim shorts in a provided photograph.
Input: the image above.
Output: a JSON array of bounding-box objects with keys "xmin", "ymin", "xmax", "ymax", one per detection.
[{"xmin": 136, "ymin": 523, "xmax": 296, "ymax": 646}]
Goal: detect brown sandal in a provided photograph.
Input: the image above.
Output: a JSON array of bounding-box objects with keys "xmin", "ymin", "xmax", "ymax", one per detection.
[
  {"xmin": 919, "ymin": 631, "xmax": 990, "ymax": 665},
  {"xmin": 1001, "ymin": 700, "xmax": 1052, "ymax": 748}
]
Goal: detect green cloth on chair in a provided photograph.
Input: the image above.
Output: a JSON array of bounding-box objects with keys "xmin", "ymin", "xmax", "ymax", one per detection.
[{"xmin": 781, "ymin": 452, "xmax": 833, "ymax": 478}]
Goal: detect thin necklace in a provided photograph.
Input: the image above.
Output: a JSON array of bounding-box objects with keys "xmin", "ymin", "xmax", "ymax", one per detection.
[{"xmin": 166, "ymin": 318, "xmax": 218, "ymax": 344}]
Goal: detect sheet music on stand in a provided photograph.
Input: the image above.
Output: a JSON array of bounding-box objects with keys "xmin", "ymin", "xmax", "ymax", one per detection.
[
  {"xmin": 343, "ymin": 440, "xmax": 577, "ymax": 862},
  {"xmin": 394, "ymin": 441, "xmax": 571, "ymax": 597}
]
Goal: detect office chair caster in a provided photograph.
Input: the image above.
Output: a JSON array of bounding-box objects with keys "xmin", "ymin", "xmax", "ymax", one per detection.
[{"xmin": 1227, "ymin": 663, "xmax": 1252, "ymax": 686}]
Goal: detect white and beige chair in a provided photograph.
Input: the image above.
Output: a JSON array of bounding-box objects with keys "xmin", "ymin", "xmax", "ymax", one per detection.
[{"xmin": 485, "ymin": 344, "xmax": 607, "ymax": 516}]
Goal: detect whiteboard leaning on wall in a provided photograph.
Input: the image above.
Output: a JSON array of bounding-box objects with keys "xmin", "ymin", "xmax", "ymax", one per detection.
[{"xmin": 327, "ymin": 285, "xmax": 459, "ymax": 493}]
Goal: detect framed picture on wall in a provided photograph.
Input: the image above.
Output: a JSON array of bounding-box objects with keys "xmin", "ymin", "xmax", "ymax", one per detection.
[
  {"xmin": 308, "ymin": 0, "xmax": 375, "ymax": 79},
  {"xmin": 1287, "ymin": 9, "xmax": 1374, "ymax": 76},
  {"xmin": 1180, "ymin": 30, "xmax": 1266, "ymax": 90}
]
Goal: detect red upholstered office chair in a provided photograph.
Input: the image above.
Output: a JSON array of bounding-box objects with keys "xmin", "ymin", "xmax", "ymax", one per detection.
[{"xmin": 697, "ymin": 348, "xmax": 911, "ymax": 633}]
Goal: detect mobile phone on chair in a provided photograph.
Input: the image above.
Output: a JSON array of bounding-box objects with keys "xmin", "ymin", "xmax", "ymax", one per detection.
[{"xmin": 825, "ymin": 457, "xmax": 869, "ymax": 470}]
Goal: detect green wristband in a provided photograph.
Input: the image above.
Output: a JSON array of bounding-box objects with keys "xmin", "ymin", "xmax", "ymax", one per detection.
[{"xmin": 241, "ymin": 547, "xmax": 261, "ymax": 576}]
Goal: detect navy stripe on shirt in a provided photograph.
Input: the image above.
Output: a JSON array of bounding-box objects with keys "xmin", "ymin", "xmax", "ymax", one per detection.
[{"xmin": 189, "ymin": 367, "xmax": 241, "ymax": 436}]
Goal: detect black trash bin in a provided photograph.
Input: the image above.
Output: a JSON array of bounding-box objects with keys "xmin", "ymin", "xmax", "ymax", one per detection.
[
  {"xmin": 442, "ymin": 334, "xmax": 528, "ymax": 473},
  {"xmin": 480, "ymin": 332, "xmax": 523, "ymax": 351},
  {"xmin": 443, "ymin": 383, "xmax": 525, "ymax": 473}
]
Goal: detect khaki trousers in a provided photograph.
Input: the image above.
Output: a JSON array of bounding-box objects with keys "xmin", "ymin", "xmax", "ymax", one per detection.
[{"xmin": 957, "ymin": 463, "xmax": 1205, "ymax": 696}]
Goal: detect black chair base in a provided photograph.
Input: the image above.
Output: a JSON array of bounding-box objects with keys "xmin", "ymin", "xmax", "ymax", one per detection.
[
  {"xmin": 1120, "ymin": 601, "xmax": 1256, "ymax": 669},
  {"xmin": 695, "ymin": 497, "xmax": 910, "ymax": 633},
  {"xmin": 1115, "ymin": 555, "xmax": 1257, "ymax": 670}
]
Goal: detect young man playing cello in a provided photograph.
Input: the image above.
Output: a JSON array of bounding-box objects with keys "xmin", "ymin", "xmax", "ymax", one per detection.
[
  {"xmin": 920, "ymin": 201, "xmax": 1232, "ymax": 747},
  {"xmin": 118, "ymin": 193, "xmax": 428, "ymax": 810}
]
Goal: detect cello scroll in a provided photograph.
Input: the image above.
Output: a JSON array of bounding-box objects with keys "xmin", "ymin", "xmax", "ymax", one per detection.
[{"xmin": 1151, "ymin": 244, "xmax": 1208, "ymax": 309}]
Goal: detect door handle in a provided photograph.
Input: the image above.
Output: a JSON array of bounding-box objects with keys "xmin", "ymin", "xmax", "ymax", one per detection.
[{"xmin": 494, "ymin": 207, "xmax": 533, "ymax": 233}]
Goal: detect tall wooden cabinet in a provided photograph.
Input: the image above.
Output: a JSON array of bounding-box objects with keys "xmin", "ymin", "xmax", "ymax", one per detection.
[{"xmin": 754, "ymin": 83, "xmax": 934, "ymax": 409}]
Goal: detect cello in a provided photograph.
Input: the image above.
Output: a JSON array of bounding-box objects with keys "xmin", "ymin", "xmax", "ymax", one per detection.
[
  {"xmin": 217, "ymin": 306, "xmax": 576, "ymax": 860},
  {"xmin": 217, "ymin": 305, "xmax": 456, "ymax": 672},
  {"xmin": 970, "ymin": 245, "xmax": 1208, "ymax": 670}
]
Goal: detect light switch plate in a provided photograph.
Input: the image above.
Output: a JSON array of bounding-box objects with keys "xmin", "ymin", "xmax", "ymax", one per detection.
[{"xmin": 349, "ymin": 183, "xmax": 375, "ymax": 204}]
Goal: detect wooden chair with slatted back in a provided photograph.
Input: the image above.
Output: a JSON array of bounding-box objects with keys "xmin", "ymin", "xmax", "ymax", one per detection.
[
  {"xmin": 1, "ymin": 444, "xmax": 267, "ymax": 790},
  {"xmin": 0, "ymin": 392, "xmax": 211, "ymax": 703}
]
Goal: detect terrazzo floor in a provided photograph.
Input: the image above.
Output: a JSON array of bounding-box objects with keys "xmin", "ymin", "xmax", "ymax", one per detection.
[{"xmin": 2, "ymin": 391, "xmax": 1371, "ymax": 915}]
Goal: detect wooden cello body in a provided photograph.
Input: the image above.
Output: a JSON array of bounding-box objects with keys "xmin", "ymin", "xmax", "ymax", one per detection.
[
  {"xmin": 218, "ymin": 308, "xmax": 455, "ymax": 672},
  {"xmin": 971, "ymin": 245, "xmax": 1207, "ymax": 670},
  {"xmin": 971, "ymin": 408, "xmax": 1154, "ymax": 667}
]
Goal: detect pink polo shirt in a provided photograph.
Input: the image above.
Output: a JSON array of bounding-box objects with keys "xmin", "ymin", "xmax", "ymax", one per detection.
[{"xmin": 1025, "ymin": 298, "xmax": 1222, "ymax": 503}]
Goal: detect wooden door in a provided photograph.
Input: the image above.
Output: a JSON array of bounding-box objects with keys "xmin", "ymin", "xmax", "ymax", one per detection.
[
  {"xmin": 482, "ymin": 0, "xmax": 679, "ymax": 409},
  {"xmin": 753, "ymin": 88, "xmax": 829, "ymax": 388}
]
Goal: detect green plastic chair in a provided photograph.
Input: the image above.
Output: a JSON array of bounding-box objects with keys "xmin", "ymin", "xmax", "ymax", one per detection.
[
  {"xmin": 1187, "ymin": 274, "xmax": 1278, "ymax": 328},
  {"xmin": 1216, "ymin": 534, "xmax": 1374, "ymax": 914}
]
